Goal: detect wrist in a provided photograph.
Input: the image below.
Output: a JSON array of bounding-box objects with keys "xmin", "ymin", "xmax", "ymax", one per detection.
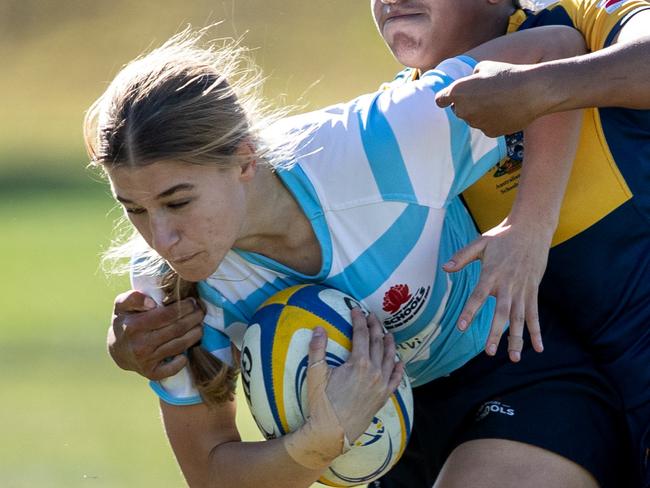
[
  {"xmin": 524, "ymin": 62, "xmax": 574, "ymax": 117},
  {"xmin": 283, "ymin": 418, "xmax": 345, "ymax": 470},
  {"xmin": 501, "ymin": 212, "xmax": 558, "ymax": 242}
]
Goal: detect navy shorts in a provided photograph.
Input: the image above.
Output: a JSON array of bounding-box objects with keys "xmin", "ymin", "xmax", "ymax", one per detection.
[
  {"xmin": 376, "ymin": 309, "xmax": 635, "ymax": 488},
  {"xmin": 564, "ymin": 303, "xmax": 650, "ymax": 487}
]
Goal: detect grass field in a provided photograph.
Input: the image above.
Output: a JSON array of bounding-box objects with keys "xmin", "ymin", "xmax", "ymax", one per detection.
[{"xmin": 1, "ymin": 186, "xmax": 186, "ymax": 487}]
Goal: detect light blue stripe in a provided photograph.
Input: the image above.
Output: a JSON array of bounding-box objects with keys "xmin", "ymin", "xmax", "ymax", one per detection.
[
  {"xmin": 444, "ymin": 107, "xmax": 507, "ymax": 204},
  {"xmin": 197, "ymin": 281, "xmax": 224, "ymax": 308},
  {"xmin": 148, "ymin": 381, "xmax": 202, "ymax": 406},
  {"xmin": 327, "ymin": 204, "xmax": 429, "ymax": 300},
  {"xmin": 455, "ymin": 55, "xmax": 478, "ymax": 69},
  {"xmin": 403, "ymin": 199, "xmax": 497, "ymax": 385},
  {"xmin": 356, "ymin": 95, "xmax": 416, "ymax": 201},
  {"xmin": 202, "ymin": 323, "xmax": 231, "ymax": 352}
]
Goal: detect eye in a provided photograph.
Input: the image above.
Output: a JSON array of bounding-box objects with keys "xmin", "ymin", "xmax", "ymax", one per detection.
[
  {"xmin": 125, "ymin": 207, "xmax": 146, "ymax": 215},
  {"xmin": 167, "ymin": 200, "xmax": 191, "ymax": 210}
]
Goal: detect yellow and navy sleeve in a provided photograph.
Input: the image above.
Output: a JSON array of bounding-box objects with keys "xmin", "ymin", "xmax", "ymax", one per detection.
[{"xmin": 514, "ymin": 0, "xmax": 650, "ymax": 49}]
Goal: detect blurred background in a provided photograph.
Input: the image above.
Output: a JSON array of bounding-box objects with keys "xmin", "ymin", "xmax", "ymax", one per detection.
[{"xmin": 0, "ymin": 1, "xmax": 400, "ymax": 487}]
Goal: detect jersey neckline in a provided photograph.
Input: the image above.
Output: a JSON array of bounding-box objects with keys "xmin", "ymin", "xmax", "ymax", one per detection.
[{"xmin": 232, "ymin": 164, "xmax": 333, "ymax": 281}]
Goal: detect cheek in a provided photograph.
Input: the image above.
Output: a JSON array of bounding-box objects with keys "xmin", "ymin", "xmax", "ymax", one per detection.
[{"xmin": 126, "ymin": 213, "xmax": 152, "ymax": 243}]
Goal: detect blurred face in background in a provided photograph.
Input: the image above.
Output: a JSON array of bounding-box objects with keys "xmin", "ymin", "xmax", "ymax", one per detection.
[{"xmin": 371, "ymin": 0, "xmax": 510, "ymax": 70}]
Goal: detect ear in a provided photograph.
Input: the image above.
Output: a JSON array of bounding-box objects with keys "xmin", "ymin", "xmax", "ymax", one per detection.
[
  {"xmin": 235, "ymin": 138, "xmax": 258, "ymax": 182},
  {"xmin": 240, "ymin": 157, "xmax": 257, "ymax": 182}
]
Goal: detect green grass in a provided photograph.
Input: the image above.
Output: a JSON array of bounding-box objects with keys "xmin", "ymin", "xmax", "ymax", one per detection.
[{"xmin": 0, "ymin": 187, "xmax": 186, "ymax": 487}]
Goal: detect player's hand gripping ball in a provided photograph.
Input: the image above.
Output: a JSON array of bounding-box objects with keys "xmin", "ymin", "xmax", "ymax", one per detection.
[{"xmin": 241, "ymin": 284, "xmax": 413, "ymax": 486}]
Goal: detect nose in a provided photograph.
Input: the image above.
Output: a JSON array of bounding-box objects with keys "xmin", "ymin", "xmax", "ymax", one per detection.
[{"xmin": 149, "ymin": 214, "xmax": 180, "ymax": 256}]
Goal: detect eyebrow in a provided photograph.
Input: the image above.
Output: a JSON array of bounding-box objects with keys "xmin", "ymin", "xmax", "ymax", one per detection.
[{"xmin": 115, "ymin": 183, "xmax": 195, "ymax": 204}]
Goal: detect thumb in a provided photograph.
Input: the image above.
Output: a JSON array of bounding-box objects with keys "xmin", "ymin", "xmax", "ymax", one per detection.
[
  {"xmin": 435, "ymin": 87, "xmax": 452, "ymax": 108},
  {"xmin": 114, "ymin": 290, "xmax": 157, "ymax": 314},
  {"xmin": 306, "ymin": 327, "xmax": 329, "ymax": 408},
  {"xmin": 443, "ymin": 236, "xmax": 487, "ymax": 272},
  {"xmin": 473, "ymin": 61, "xmax": 486, "ymax": 74}
]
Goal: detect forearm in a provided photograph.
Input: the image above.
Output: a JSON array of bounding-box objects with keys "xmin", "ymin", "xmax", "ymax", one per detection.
[
  {"xmin": 166, "ymin": 417, "xmax": 332, "ymax": 488},
  {"xmin": 202, "ymin": 437, "xmax": 326, "ymax": 488},
  {"xmin": 538, "ymin": 37, "xmax": 650, "ymax": 113},
  {"xmin": 466, "ymin": 25, "xmax": 586, "ymax": 66},
  {"xmin": 510, "ymin": 109, "xmax": 583, "ymax": 233},
  {"xmin": 162, "ymin": 399, "xmax": 342, "ymax": 488}
]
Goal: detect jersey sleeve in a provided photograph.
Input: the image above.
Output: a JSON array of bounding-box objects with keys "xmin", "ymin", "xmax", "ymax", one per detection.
[
  {"xmin": 355, "ymin": 56, "xmax": 507, "ymax": 208},
  {"xmin": 539, "ymin": 0, "xmax": 650, "ymax": 50},
  {"xmin": 130, "ymin": 261, "xmax": 234, "ymax": 406}
]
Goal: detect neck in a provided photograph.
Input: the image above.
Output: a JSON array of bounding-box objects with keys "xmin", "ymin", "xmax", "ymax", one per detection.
[{"xmin": 234, "ymin": 164, "xmax": 309, "ymax": 253}]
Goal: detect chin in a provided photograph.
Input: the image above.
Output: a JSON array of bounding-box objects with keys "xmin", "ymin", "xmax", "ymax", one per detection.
[
  {"xmin": 171, "ymin": 264, "xmax": 215, "ymax": 283},
  {"xmin": 389, "ymin": 33, "xmax": 437, "ymax": 71}
]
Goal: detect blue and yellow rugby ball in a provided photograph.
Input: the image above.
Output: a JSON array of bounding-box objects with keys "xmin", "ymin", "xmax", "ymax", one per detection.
[{"xmin": 240, "ymin": 284, "xmax": 413, "ymax": 487}]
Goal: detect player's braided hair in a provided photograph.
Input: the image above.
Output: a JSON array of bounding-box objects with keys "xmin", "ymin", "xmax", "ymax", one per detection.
[{"xmin": 84, "ymin": 27, "xmax": 298, "ymax": 407}]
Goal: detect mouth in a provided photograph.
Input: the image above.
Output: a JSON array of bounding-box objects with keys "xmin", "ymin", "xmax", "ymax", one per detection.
[
  {"xmin": 383, "ymin": 10, "xmax": 425, "ymax": 29},
  {"xmin": 172, "ymin": 252, "xmax": 202, "ymax": 265}
]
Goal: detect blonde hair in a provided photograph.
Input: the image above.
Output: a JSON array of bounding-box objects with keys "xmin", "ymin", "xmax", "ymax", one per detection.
[{"xmin": 85, "ymin": 27, "xmax": 295, "ymax": 406}]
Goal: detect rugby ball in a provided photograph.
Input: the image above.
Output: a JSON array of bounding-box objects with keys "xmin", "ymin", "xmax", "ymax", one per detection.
[{"xmin": 240, "ymin": 284, "xmax": 413, "ymax": 486}]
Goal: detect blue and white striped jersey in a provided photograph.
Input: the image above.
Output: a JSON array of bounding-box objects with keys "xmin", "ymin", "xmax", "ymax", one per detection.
[{"xmin": 133, "ymin": 56, "xmax": 507, "ymax": 405}]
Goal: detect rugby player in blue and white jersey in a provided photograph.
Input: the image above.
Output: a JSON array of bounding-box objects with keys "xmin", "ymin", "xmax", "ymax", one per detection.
[
  {"xmin": 372, "ymin": 0, "xmax": 650, "ymax": 487},
  {"xmin": 89, "ymin": 25, "xmax": 613, "ymax": 488}
]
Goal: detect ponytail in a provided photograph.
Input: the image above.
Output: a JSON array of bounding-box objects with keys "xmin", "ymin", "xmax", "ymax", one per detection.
[{"xmin": 160, "ymin": 270, "xmax": 239, "ymax": 407}]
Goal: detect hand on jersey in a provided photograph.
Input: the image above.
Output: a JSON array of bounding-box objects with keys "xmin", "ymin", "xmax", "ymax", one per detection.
[
  {"xmin": 443, "ymin": 217, "xmax": 551, "ymax": 362},
  {"xmin": 109, "ymin": 290, "xmax": 204, "ymax": 380},
  {"xmin": 436, "ymin": 61, "xmax": 544, "ymax": 137}
]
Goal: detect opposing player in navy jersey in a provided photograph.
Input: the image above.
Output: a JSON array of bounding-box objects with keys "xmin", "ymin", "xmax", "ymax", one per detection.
[
  {"xmin": 87, "ymin": 26, "xmax": 628, "ymax": 488},
  {"xmin": 372, "ymin": 0, "xmax": 650, "ymax": 486}
]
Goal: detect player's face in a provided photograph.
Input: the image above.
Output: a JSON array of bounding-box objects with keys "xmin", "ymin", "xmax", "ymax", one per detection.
[
  {"xmin": 108, "ymin": 160, "xmax": 250, "ymax": 282},
  {"xmin": 371, "ymin": 0, "xmax": 490, "ymax": 70}
]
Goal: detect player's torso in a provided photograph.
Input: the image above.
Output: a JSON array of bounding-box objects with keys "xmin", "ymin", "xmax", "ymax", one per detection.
[
  {"xmin": 461, "ymin": 0, "xmax": 650, "ymax": 337},
  {"xmin": 204, "ymin": 185, "xmax": 493, "ymax": 386}
]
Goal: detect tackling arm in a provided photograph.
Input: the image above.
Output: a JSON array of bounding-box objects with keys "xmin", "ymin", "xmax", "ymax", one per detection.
[{"xmin": 527, "ymin": 11, "xmax": 650, "ymax": 113}]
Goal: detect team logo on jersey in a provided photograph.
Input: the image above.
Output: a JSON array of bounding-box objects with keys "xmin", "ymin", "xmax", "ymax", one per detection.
[
  {"xmin": 382, "ymin": 284, "xmax": 412, "ymax": 314},
  {"xmin": 599, "ymin": 0, "xmax": 628, "ymax": 13},
  {"xmin": 382, "ymin": 284, "xmax": 431, "ymax": 331},
  {"xmin": 475, "ymin": 400, "xmax": 516, "ymax": 421},
  {"xmin": 493, "ymin": 131, "xmax": 524, "ymax": 178}
]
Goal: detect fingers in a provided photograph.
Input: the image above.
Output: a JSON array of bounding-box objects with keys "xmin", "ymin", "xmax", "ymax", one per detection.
[
  {"xmin": 148, "ymin": 307, "xmax": 204, "ymax": 345},
  {"xmin": 387, "ymin": 361, "xmax": 405, "ymax": 393},
  {"xmin": 307, "ymin": 327, "xmax": 329, "ymax": 403},
  {"xmin": 111, "ymin": 295, "xmax": 204, "ymax": 379},
  {"xmin": 149, "ymin": 354, "xmax": 189, "ymax": 381},
  {"xmin": 151, "ymin": 323, "xmax": 203, "ymax": 362},
  {"xmin": 435, "ymin": 87, "xmax": 452, "ymax": 108},
  {"xmin": 507, "ymin": 299, "xmax": 525, "ymax": 363},
  {"xmin": 367, "ymin": 313, "xmax": 385, "ymax": 368},
  {"xmin": 443, "ymin": 236, "xmax": 487, "ymax": 273},
  {"xmin": 381, "ymin": 332, "xmax": 397, "ymax": 380},
  {"xmin": 125, "ymin": 298, "xmax": 199, "ymax": 334},
  {"xmin": 525, "ymin": 297, "xmax": 544, "ymax": 353},
  {"xmin": 457, "ymin": 283, "xmax": 491, "ymax": 332},
  {"xmin": 114, "ymin": 290, "xmax": 157, "ymax": 314},
  {"xmin": 485, "ymin": 293, "xmax": 510, "ymax": 356},
  {"xmin": 350, "ymin": 308, "xmax": 370, "ymax": 361}
]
